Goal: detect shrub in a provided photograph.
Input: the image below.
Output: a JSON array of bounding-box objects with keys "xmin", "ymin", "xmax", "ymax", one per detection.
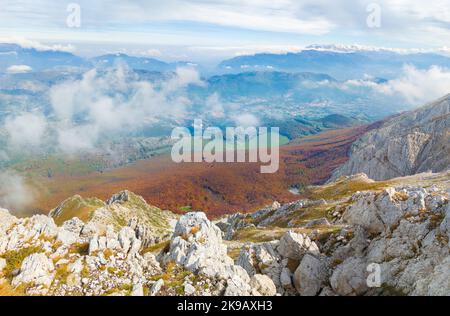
[
  {"xmin": 54, "ymin": 264, "xmax": 70, "ymax": 285},
  {"xmin": 68, "ymin": 243, "xmax": 89, "ymax": 256}
]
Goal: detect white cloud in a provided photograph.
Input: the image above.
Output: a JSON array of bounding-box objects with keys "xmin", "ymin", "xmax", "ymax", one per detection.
[
  {"xmin": 164, "ymin": 1, "xmax": 333, "ymax": 35},
  {"xmin": 47, "ymin": 64, "xmax": 204, "ymax": 153},
  {"xmin": 206, "ymin": 93, "xmax": 225, "ymax": 118},
  {"xmin": 57, "ymin": 125, "xmax": 97, "ymax": 154},
  {"xmin": 0, "ymin": 171, "xmax": 35, "ymax": 213},
  {"xmin": 234, "ymin": 113, "xmax": 260, "ymax": 127},
  {"xmin": 0, "ymin": 36, "xmax": 74, "ymax": 52},
  {"xmin": 163, "ymin": 67, "xmax": 203, "ymax": 93},
  {"xmin": 338, "ymin": 65, "xmax": 450, "ymax": 106},
  {"xmin": 374, "ymin": 65, "xmax": 450, "ymax": 105},
  {"xmin": 6, "ymin": 64, "xmax": 32, "ymax": 74},
  {"xmin": 188, "ymin": 45, "xmax": 304, "ymax": 56},
  {"xmin": 1, "ymin": 1, "xmax": 449, "ymax": 53},
  {"xmin": 140, "ymin": 48, "xmax": 163, "ymax": 57},
  {"xmin": 4, "ymin": 112, "xmax": 47, "ymax": 148}
]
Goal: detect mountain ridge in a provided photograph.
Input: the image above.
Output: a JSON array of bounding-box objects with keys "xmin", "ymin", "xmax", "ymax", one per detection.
[{"xmin": 331, "ymin": 94, "xmax": 450, "ymax": 181}]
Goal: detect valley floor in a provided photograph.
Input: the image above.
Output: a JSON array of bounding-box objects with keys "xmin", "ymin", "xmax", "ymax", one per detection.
[{"xmin": 21, "ymin": 126, "xmax": 372, "ymax": 218}]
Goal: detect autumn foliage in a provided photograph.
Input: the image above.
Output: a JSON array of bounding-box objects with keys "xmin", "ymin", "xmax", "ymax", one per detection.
[{"xmin": 31, "ymin": 126, "xmax": 374, "ymax": 218}]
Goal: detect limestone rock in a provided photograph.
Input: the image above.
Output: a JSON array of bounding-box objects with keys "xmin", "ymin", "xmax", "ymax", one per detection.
[
  {"xmin": 56, "ymin": 229, "xmax": 78, "ymax": 246},
  {"xmin": 250, "ymin": 274, "xmax": 277, "ymax": 296},
  {"xmin": 166, "ymin": 212, "xmax": 233, "ymax": 275},
  {"xmin": 150, "ymin": 279, "xmax": 164, "ymax": 296},
  {"xmin": 330, "ymin": 257, "xmax": 368, "ymax": 296},
  {"xmin": 0, "ymin": 258, "xmax": 6, "ymax": 273},
  {"xmin": 184, "ymin": 283, "xmax": 196, "ymax": 295},
  {"xmin": 440, "ymin": 203, "xmax": 450, "ymax": 239},
  {"xmin": 331, "ymin": 94, "xmax": 450, "ymax": 181},
  {"xmin": 12, "ymin": 253, "xmax": 55, "ymax": 288},
  {"xmin": 343, "ymin": 188, "xmax": 408, "ymax": 234},
  {"xmin": 293, "ymin": 254, "xmax": 328, "ymax": 296},
  {"xmin": 166, "ymin": 212, "xmax": 254, "ymax": 295},
  {"xmin": 277, "ymin": 231, "xmax": 319, "ymax": 260},
  {"xmin": 131, "ymin": 283, "xmax": 144, "ymax": 296},
  {"xmin": 236, "ymin": 245, "xmax": 256, "ymax": 276},
  {"xmin": 62, "ymin": 217, "xmax": 85, "ymax": 235},
  {"xmin": 0, "ymin": 208, "xmax": 17, "ymax": 235}
]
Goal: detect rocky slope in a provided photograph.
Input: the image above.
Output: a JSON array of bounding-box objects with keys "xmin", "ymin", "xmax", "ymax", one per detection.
[
  {"xmin": 0, "ymin": 171, "xmax": 449, "ymax": 296},
  {"xmin": 218, "ymin": 171, "xmax": 450, "ymax": 296},
  {"xmin": 331, "ymin": 94, "xmax": 450, "ymax": 181}
]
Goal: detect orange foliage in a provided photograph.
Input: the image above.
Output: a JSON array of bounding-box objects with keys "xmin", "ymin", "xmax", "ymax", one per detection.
[{"xmin": 30, "ymin": 126, "xmax": 373, "ymax": 218}]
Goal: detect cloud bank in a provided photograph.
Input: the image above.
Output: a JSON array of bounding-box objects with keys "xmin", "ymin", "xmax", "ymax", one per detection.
[
  {"xmin": 1, "ymin": 65, "xmax": 204, "ymax": 154},
  {"xmin": 340, "ymin": 65, "xmax": 450, "ymax": 106},
  {"xmin": 375, "ymin": 65, "xmax": 450, "ymax": 105},
  {"xmin": 0, "ymin": 171, "xmax": 35, "ymax": 213}
]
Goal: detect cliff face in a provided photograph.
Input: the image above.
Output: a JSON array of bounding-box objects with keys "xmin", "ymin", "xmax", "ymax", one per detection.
[{"xmin": 331, "ymin": 94, "xmax": 450, "ymax": 181}]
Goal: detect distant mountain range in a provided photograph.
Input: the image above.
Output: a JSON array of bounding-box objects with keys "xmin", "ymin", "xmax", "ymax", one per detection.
[
  {"xmin": 204, "ymin": 71, "xmax": 335, "ymax": 98},
  {"xmin": 2, "ymin": 42, "xmax": 450, "ymax": 80},
  {"xmin": 90, "ymin": 53, "xmax": 194, "ymax": 72},
  {"xmin": 0, "ymin": 44, "xmax": 192, "ymax": 73},
  {"xmin": 0, "ymin": 44, "xmax": 88, "ymax": 72},
  {"xmin": 218, "ymin": 49, "xmax": 450, "ymax": 80}
]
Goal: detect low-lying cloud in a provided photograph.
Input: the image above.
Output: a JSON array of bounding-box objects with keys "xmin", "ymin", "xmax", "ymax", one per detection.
[
  {"xmin": 0, "ymin": 171, "xmax": 35, "ymax": 213},
  {"xmin": 4, "ymin": 112, "xmax": 47, "ymax": 149},
  {"xmin": 2, "ymin": 64, "xmax": 205, "ymax": 154},
  {"xmin": 340, "ymin": 65, "xmax": 450, "ymax": 107},
  {"xmin": 374, "ymin": 65, "xmax": 450, "ymax": 105}
]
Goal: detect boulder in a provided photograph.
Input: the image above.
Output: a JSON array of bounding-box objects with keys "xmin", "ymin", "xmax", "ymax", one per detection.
[
  {"xmin": 293, "ymin": 254, "xmax": 328, "ymax": 296},
  {"xmin": 184, "ymin": 282, "xmax": 196, "ymax": 295},
  {"xmin": 280, "ymin": 267, "xmax": 294, "ymax": 292},
  {"xmin": 165, "ymin": 212, "xmax": 233, "ymax": 275},
  {"xmin": 330, "ymin": 257, "xmax": 368, "ymax": 296},
  {"xmin": 106, "ymin": 190, "xmax": 130, "ymax": 205},
  {"xmin": 236, "ymin": 245, "xmax": 256, "ymax": 276},
  {"xmin": 236, "ymin": 242, "xmax": 282, "ymax": 291},
  {"xmin": 167, "ymin": 212, "xmax": 253, "ymax": 295},
  {"xmin": 61, "ymin": 217, "xmax": 85, "ymax": 235},
  {"xmin": 150, "ymin": 279, "xmax": 164, "ymax": 296},
  {"xmin": 277, "ymin": 231, "xmax": 319, "ymax": 260},
  {"xmin": 224, "ymin": 271, "xmax": 252, "ymax": 296},
  {"xmin": 342, "ymin": 187, "xmax": 426, "ymax": 234},
  {"xmin": 131, "ymin": 283, "xmax": 144, "ymax": 296},
  {"xmin": 56, "ymin": 229, "xmax": 78, "ymax": 246},
  {"xmin": 250, "ymin": 274, "xmax": 277, "ymax": 296},
  {"xmin": 12, "ymin": 253, "xmax": 55, "ymax": 288}
]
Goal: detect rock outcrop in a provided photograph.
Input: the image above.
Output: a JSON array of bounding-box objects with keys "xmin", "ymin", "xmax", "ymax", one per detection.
[
  {"xmin": 50, "ymin": 190, "xmax": 176, "ymax": 243},
  {"xmin": 331, "ymin": 94, "xmax": 450, "ymax": 181},
  {"xmin": 217, "ymin": 171, "xmax": 450, "ymax": 296},
  {"xmin": 1, "ymin": 172, "xmax": 449, "ymax": 296},
  {"xmin": 163, "ymin": 212, "xmax": 275, "ymax": 296}
]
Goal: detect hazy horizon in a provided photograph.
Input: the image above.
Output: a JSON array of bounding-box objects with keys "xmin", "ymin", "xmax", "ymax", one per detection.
[{"xmin": 1, "ymin": 0, "xmax": 450, "ymax": 62}]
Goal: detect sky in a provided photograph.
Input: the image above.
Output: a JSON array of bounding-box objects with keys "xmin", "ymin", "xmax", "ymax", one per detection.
[{"xmin": 0, "ymin": 0, "xmax": 449, "ymax": 62}]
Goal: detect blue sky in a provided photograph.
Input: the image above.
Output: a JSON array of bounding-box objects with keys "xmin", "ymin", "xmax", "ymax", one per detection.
[{"xmin": 0, "ymin": 0, "xmax": 449, "ymax": 62}]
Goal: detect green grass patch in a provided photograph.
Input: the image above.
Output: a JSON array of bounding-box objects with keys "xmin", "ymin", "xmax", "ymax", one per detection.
[{"xmin": 1, "ymin": 246, "xmax": 44, "ymax": 279}]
